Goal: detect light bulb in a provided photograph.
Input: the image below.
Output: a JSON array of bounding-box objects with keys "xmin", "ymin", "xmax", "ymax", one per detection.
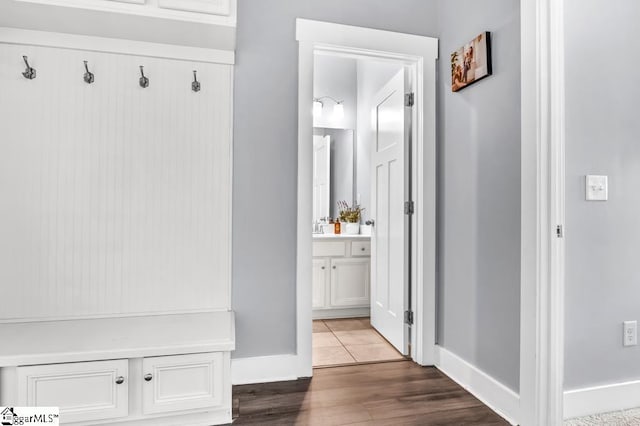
[
  {"xmin": 333, "ymin": 102, "xmax": 344, "ymax": 120},
  {"xmin": 313, "ymin": 100, "xmax": 323, "ymax": 118}
]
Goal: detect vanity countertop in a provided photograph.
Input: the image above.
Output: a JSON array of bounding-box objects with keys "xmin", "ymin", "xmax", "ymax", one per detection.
[{"xmin": 313, "ymin": 233, "xmax": 371, "ymax": 239}]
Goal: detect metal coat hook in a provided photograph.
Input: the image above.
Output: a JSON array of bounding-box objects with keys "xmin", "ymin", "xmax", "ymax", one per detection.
[
  {"xmin": 22, "ymin": 56, "xmax": 36, "ymax": 80},
  {"xmin": 191, "ymin": 70, "xmax": 201, "ymax": 92},
  {"xmin": 83, "ymin": 61, "xmax": 95, "ymax": 84},
  {"xmin": 139, "ymin": 66, "xmax": 149, "ymax": 88}
]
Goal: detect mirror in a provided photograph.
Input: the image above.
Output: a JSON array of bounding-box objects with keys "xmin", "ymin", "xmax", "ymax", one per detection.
[{"xmin": 313, "ymin": 128, "xmax": 355, "ymax": 222}]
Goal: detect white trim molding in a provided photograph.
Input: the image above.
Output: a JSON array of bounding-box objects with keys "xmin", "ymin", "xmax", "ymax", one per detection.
[
  {"xmin": 231, "ymin": 355, "xmax": 299, "ymax": 386},
  {"xmin": 0, "ymin": 27, "xmax": 235, "ymax": 64},
  {"xmin": 435, "ymin": 346, "xmax": 520, "ymax": 425},
  {"xmin": 8, "ymin": 0, "xmax": 237, "ymax": 26},
  {"xmin": 564, "ymin": 381, "xmax": 640, "ymax": 420},
  {"xmin": 295, "ymin": 19, "xmax": 438, "ymax": 379},
  {"xmin": 519, "ymin": 0, "xmax": 566, "ymax": 424}
]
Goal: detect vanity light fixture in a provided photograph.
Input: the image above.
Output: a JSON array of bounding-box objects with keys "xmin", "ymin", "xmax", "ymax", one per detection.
[
  {"xmin": 313, "ymin": 96, "xmax": 344, "ymax": 120},
  {"xmin": 333, "ymin": 102, "xmax": 344, "ymax": 120},
  {"xmin": 313, "ymin": 99, "xmax": 323, "ymax": 118}
]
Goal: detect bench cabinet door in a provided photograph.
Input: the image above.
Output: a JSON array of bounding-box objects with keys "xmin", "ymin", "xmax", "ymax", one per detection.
[
  {"xmin": 17, "ymin": 359, "xmax": 128, "ymax": 424},
  {"xmin": 142, "ymin": 352, "xmax": 224, "ymax": 415}
]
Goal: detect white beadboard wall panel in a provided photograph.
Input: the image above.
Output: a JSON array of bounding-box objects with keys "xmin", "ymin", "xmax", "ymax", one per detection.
[{"xmin": 0, "ymin": 43, "xmax": 231, "ymax": 320}]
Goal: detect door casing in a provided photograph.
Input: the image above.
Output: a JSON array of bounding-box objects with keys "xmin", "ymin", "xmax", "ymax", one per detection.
[{"xmin": 295, "ymin": 19, "xmax": 438, "ymax": 378}]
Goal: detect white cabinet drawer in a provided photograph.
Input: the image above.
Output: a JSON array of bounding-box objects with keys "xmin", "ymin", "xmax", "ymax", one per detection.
[
  {"xmin": 158, "ymin": 0, "xmax": 230, "ymax": 16},
  {"xmin": 142, "ymin": 352, "xmax": 224, "ymax": 415},
  {"xmin": 17, "ymin": 359, "xmax": 128, "ymax": 424},
  {"xmin": 313, "ymin": 241, "xmax": 346, "ymax": 257},
  {"xmin": 351, "ymin": 241, "xmax": 371, "ymax": 257}
]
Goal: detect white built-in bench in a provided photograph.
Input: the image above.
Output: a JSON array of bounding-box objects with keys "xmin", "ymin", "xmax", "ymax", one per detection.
[{"xmin": 0, "ymin": 312, "xmax": 235, "ymax": 425}]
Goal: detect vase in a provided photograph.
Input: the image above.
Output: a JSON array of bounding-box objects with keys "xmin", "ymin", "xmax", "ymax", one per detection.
[{"xmin": 343, "ymin": 222, "xmax": 360, "ymax": 235}]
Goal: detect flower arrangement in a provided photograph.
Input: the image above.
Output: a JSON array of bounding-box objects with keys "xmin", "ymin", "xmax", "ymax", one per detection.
[{"xmin": 337, "ymin": 201, "xmax": 364, "ymax": 224}]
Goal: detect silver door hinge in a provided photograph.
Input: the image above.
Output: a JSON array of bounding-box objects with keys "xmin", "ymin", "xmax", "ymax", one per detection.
[
  {"xmin": 404, "ymin": 201, "xmax": 415, "ymax": 215},
  {"xmin": 404, "ymin": 310, "xmax": 414, "ymax": 325},
  {"xmin": 556, "ymin": 225, "xmax": 564, "ymax": 238},
  {"xmin": 405, "ymin": 92, "xmax": 415, "ymax": 107}
]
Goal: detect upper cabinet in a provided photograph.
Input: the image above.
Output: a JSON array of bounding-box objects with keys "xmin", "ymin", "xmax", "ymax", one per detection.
[
  {"xmin": 157, "ymin": 0, "xmax": 230, "ymax": 16},
  {"xmin": 18, "ymin": 0, "xmax": 236, "ymax": 20},
  {"xmin": 2, "ymin": 0, "xmax": 237, "ymax": 50}
]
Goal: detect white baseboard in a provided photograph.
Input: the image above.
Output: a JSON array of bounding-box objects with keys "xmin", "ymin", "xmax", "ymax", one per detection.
[
  {"xmin": 434, "ymin": 346, "xmax": 520, "ymax": 425},
  {"xmin": 231, "ymin": 354, "xmax": 299, "ymax": 385},
  {"xmin": 312, "ymin": 307, "xmax": 370, "ymax": 320},
  {"xmin": 564, "ymin": 380, "xmax": 640, "ymax": 419}
]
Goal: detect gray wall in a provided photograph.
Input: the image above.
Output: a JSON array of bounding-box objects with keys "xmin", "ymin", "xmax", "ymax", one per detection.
[
  {"xmin": 232, "ymin": 0, "xmax": 439, "ymax": 358},
  {"xmin": 232, "ymin": 0, "xmax": 522, "ymax": 394},
  {"xmin": 436, "ymin": 0, "xmax": 521, "ymax": 391},
  {"xmin": 564, "ymin": 0, "xmax": 640, "ymax": 390}
]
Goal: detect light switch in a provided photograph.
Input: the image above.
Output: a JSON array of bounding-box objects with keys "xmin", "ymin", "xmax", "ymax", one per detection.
[{"xmin": 585, "ymin": 175, "xmax": 608, "ymax": 201}]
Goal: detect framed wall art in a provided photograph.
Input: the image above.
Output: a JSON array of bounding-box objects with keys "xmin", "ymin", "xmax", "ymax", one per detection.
[{"xmin": 451, "ymin": 31, "xmax": 492, "ymax": 92}]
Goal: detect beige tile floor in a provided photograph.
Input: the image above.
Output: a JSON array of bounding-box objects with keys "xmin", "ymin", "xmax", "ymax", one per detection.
[{"xmin": 312, "ymin": 317, "xmax": 405, "ymax": 367}]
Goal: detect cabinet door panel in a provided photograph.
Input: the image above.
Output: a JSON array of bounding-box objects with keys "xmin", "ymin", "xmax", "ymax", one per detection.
[
  {"xmin": 142, "ymin": 352, "xmax": 223, "ymax": 415},
  {"xmin": 312, "ymin": 259, "xmax": 329, "ymax": 309},
  {"xmin": 330, "ymin": 258, "xmax": 370, "ymax": 307},
  {"xmin": 17, "ymin": 360, "xmax": 128, "ymax": 424}
]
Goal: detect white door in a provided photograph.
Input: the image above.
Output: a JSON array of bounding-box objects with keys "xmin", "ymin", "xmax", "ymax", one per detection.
[
  {"xmin": 370, "ymin": 69, "xmax": 410, "ymax": 354},
  {"xmin": 313, "ymin": 135, "xmax": 331, "ymax": 222}
]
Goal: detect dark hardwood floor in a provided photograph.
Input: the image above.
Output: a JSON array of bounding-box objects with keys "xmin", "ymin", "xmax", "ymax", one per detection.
[{"xmin": 232, "ymin": 360, "xmax": 509, "ymax": 425}]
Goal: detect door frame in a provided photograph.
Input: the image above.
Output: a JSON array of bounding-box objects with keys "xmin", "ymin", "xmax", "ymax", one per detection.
[
  {"xmin": 519, "ymin": 0, "xmax": 566, "ymax": 424},
  {"xmin": 295, "ymin": 19, "xmax": 438, "ymax": 377}
]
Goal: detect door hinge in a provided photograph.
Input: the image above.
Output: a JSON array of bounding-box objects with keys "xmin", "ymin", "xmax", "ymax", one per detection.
[
  {"xmin": 556, "ymin": 224, "xmax": 564, "ymax": 238},
  {"xmin": 404, "ymin": 201, "xmax": 415, "ymax": 215},
  {"xmin": 404, "ymin": 92, "xmax": 415, "ymax": 107},
  {"xmin": 404, "ymin": 310, "xmax": 414, "ymax": 325}
]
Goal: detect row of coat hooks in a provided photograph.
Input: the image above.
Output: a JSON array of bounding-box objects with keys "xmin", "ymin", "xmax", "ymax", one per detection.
[{"xmin": 21, "ymin": 55, "xmax": 202, "ymax": 92}]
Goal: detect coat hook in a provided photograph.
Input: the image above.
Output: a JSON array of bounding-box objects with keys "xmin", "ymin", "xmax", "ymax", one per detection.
[
  {"xmin": 83, "ymin": 61, "xmax": 95, "ymax": 84},
  {"xmin": 139, "ymin": 65, "xmax": 149, "ymax": 88},
  {"xmin": 22, "ymin": 56, "xmax": 36, "ymax": 80},
  {"xmin": 192, "ymin": 70, "xmax": 201, "ymax": 92}
]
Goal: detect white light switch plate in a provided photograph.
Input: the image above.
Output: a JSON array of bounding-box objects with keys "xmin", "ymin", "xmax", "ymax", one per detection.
[
  {"xmin": 586, "ymin": 175, "xmax": 608, "ymax": 201},
  {"xmin": 624, "ymin": 321, "xmax": 637, "ymax": 347}
]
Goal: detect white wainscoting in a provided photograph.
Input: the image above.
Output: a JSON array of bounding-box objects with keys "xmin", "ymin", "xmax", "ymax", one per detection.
[
  {"xmin": 564, "ymin": 380, "xmax": 640, "ymax": 420},
  {"xmin": 0, "ymin": 42, "xmax": 232, "ymax": 321},
  {"xmin": 435, "ymin": 346, "xmax": 520, "ymax": 425}
]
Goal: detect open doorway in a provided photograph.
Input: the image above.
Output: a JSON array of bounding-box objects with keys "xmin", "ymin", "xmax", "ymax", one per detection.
[
  {"xmin": 296, "ymin": 19, "xmax": 438, "ymax": 377},
  {"xmin": 311, "ymin": 52, "xmax": 412, "ymax": 368}
]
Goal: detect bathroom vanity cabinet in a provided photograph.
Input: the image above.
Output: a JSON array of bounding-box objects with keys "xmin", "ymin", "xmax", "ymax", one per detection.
[{"xmin": 312, "ymin": 236, "xmax": 371, "ymax": 319}]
